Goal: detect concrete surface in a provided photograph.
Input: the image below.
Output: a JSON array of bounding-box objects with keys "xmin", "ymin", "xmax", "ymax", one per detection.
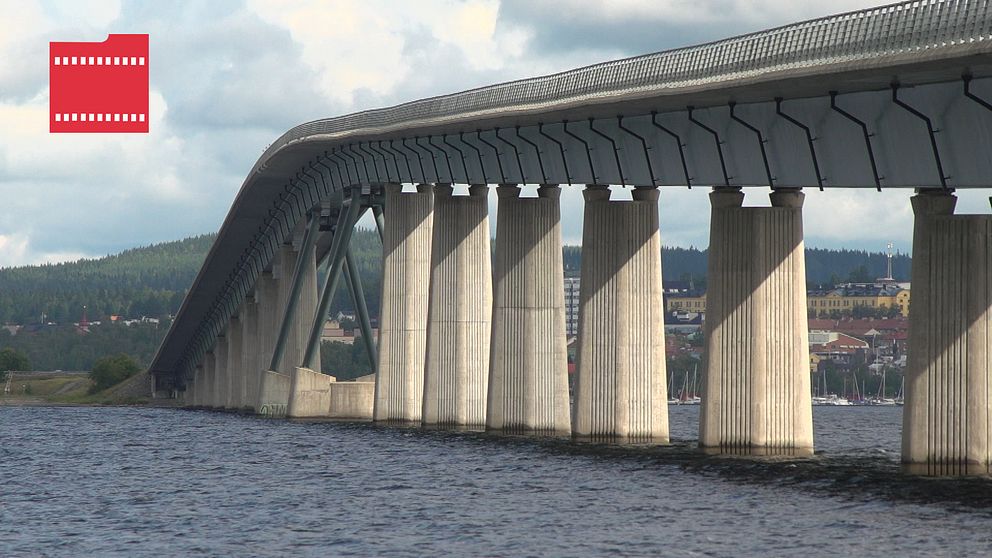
[
  {"xmin": 573, "ymin": 186, "xmax": 668, "ymax": 440},
  {"xmin": 700, "ymin": 188, "xmax": 813, "ymax": 452},
  {"xmin": 422, "ymin": 184, "xmax": 492, "ymax": 427}
]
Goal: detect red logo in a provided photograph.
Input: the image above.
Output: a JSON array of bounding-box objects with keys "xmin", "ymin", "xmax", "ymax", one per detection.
[{"xmin": 50, "ymin": 34, "xmax": 149, "ymax": 133}]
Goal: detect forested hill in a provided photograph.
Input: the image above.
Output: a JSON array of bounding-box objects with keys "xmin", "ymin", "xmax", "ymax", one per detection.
[
  {"xmin": 564, "ymin": 246, "xmax": 911, "ymax": 286},
  {"xmin": 0, "ymin": 234, "xmax": 215, "ymax": 324},
  {"xmin": 0, "ymin": 232, "xmax": 912, "ymax": 326}
]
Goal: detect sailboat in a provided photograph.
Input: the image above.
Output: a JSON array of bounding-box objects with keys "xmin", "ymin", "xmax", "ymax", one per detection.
[
  {"xmin": 870, "ymin": 366, "xmax": 897, "ymax": 405},
  {"xmin": 668, "ymin": 372, "xmax": 679, "ymax": 405}
]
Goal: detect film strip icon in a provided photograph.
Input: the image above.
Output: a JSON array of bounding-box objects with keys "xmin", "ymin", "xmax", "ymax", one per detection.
[{"xmin": 50, "ymin": 34, "xmax": 149, "ymax": 133}]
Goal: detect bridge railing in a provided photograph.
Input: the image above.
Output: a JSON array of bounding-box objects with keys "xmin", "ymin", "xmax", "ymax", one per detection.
[{"xmin": 253, "ymin": 0, "xmax": 990, "ymax": 177}]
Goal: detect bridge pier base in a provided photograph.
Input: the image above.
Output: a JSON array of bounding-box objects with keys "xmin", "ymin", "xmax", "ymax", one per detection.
[
  {"xmin": 373, "ymin": 183, "xmax": 434, "ymax": 422},
  {"xmin": 573, "ymin": 186, "xmax": 668, "ymax": 441},
  {"xmin": 487, "ymin": 185, "xmax": 570, "ymax": 435},
  {"xmin": 903, "ymin": 191, "xmax": 992, "ymax": 475},
  {"xmin": 287, "ymin": 366, "xmax": 334, "ymax": 418},
  {"xmin": 700, "ymin": 188, "xmax": 812, "ymax": 454},
  {"xmin": 422, "ymin": 184, "xmax": 492, "ymax": 428}
]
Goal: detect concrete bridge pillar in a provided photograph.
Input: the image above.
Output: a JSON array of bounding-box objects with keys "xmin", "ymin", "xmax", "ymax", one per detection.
[
  {"xmin": 700, "ymin": 188, "xmax": 812, "ymax": 453},
  {"xmin": 225, "ymin": 315, "xmax": 243, "ymax": 409},
  {"xmin": 573, "ymin": 186, "xmax": 668, "ymax": 440},
  {"xmin": 196, "ymin": 368, "xmax": 204, "ymax": 406},
  {"xmin": 299, "ymin": 244, "xmax": 320, "ymax": 371},
  {"xmin": 422, "ymin": 184, "xmax": 492, "ymax": 427},
  {"xmin": 487, "ymin": 185, "xmax": 570, "ymax": 435},
  {"xmin": 275, "ymin": 243, "xmax": 319, "ymax": 374},
  {"xmin": 189, "ymin": 366, "xmax": 201, "ymax": 407},
  {"xmin": 239, "ymin": 297, "xmax": 259, "ymax": 409},
  {"xmin": 257, "ymin": 243, "xmax": 318, "ymax": 417},
  {"xmin": 903, "ymin": 190, "xmax": 992, "ymax": 475},
  {"xmin": 253, "ymin": 272, "xmax": 279, "ymax": 412},
  {"xmin": 202, "ymin": 351, "xmax": 216, "ymax": 408},
  {"xmin": 213, "ymin": 335, "xmax": 228, "ymax": 409},
  {"xmin": 374, "ymin": 183, "xmax": 434, "ymax": 422},
  {"xmin": 282, "ymin": 239, "xmax": 324, "ymax": 418}
]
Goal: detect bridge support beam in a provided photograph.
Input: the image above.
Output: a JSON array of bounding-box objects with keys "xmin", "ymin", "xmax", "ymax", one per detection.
[
  {"xmin": 422, "ymin": 184, "xmax": 492, "ymax": 427},
  {"xmin": 700, "ymin": 188, "xmax": 812, "ymax": 454},
  {"xmin": 225, "ymin": 315, "xmax": 242, "ymax": 409},
  {"xmin": 573, "ymin": 186, "xmax": 668, "ymax": 440},
  {"xmin": 487, "ymin": 185, "xmax": 570, "ymax": 435},
  {"xmin": 903, "ymin": 190, "xmax": 992, "ymax": 475},
  {"xmin": 374, "ymin": 183, "xmax": 434, "ymax": 422}
]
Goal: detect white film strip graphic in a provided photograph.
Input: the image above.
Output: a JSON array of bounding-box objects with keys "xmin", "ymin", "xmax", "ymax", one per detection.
[
  {"xmin": 54, "ymin": 113, "xmax": 147, "ymax": 123},
  {"xmin": 52, "ymin": 56, "xmax": 145, "ymax": 66}
]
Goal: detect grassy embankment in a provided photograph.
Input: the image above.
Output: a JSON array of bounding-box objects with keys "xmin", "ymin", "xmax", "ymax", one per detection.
[{"xmin": 0, "ymin": 371, "xmax": 155, "ymax": 406}]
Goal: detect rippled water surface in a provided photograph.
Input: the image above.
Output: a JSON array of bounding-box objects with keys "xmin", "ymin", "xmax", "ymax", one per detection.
[{"xmin": 2, "ymin": 405, "xmax": 992, "ymax": 557}]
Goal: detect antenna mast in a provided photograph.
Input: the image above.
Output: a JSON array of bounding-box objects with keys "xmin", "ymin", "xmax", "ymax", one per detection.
[{"xmin": 885, "ymin": 242, "xmax": 894, "ymax": 281}]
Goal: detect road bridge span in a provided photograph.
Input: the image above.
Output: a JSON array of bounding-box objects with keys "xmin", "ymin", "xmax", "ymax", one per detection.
[{"xmin": 152, "ymin": 1, "xmax": 992, "ymax": 475}]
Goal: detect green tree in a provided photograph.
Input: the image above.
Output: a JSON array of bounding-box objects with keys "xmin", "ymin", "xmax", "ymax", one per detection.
[
  {"xmin": 0, "ymin": 347, "xmax": 30, "ymax": 381},
  {"xmin": 847, "ymin": 265, "xmax": 872, "ymax": 283},
  {"xmin": 0, "ymin": 347, "xmax": 30, "ymax": 371},
  {"xmin": 89, "ymin": 353, "xmax": 141, "ymax": 393}
]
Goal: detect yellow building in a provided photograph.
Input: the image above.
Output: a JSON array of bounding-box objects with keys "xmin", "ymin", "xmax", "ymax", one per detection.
[
  {"xmin": 806, "ymin": 283, "xmax": 910, "ymax": 317},
  {"xmin": 665, "ymin": 293, "xmax": 707, "ymax": 313},
  {"xmin": 666, "ymin": 283, "xmax": 910, "ymax": 317}
]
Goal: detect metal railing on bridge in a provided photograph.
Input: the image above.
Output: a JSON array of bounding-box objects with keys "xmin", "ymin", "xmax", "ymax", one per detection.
[{"xmin": 254, "ymin": 0, "xmax": 991, "ymax": 176}]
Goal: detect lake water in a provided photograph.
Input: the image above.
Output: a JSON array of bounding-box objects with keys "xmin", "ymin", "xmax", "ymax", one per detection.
[{"xmin": 2, "ymin": 405, "xmax": 991, "ymax": 557}]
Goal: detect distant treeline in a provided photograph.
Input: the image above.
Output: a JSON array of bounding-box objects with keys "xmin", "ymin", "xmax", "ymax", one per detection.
[
  {"xmin": 0, "ymin": 230, "xmax": 912, "ymax": 371},
  {"xmin": 564, "ymin": 246, "xmax": 910, "ymax": 287},
  {"xmin": 0, "ymin": 323, "xmax": 167, "ymax": 371},
  {"xmin": 0, "ymin": 234, "xmax": 215, "ymax": 324},
  {"xmin": 0, "ymin": 231, "xmax": 910, "ymax": 326}
]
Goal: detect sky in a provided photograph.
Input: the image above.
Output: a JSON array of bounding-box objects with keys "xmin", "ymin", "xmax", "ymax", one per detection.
[{"xmin": 1, "ymin": 0, "xmax": 981, "ymax": 267}]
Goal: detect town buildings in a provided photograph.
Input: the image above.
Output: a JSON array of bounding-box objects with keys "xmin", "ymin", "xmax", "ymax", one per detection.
[{"xmin": 665, "ymin": 282, "xmax": 911, "ymax": 318}]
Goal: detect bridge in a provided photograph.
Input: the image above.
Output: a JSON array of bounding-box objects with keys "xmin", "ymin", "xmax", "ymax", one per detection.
[{"xmin": 149, "ymin": 0, "xmax": 992, "ymax": 475}]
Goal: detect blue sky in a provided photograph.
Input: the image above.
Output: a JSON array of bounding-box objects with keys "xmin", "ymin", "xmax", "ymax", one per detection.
[{"xmin": 3, "ymin": 0, "xmax": 982, "ymax": 266}]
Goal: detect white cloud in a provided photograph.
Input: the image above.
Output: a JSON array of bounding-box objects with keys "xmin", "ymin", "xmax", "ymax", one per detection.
[
  {"xmin": 0, "ymin": 231, "xmax": 89, "ymax": 266},
  {"xmin": 42, "ymin": 0, "xmax": 121, "ymax": 29},
  {"xmin": 246, "ymin": 0, "xmax": 531, "ymax": 105},
  {"xmin": 0, "ymin": 89, "xmax": 188, "ymax": 201},
  {"xmin": 0, "ymin": 0, "xmax": 973, "ymax": 266},
  {"xmin": 514, "ymin": 0, "xmax": 898, "ymax": 25}
]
